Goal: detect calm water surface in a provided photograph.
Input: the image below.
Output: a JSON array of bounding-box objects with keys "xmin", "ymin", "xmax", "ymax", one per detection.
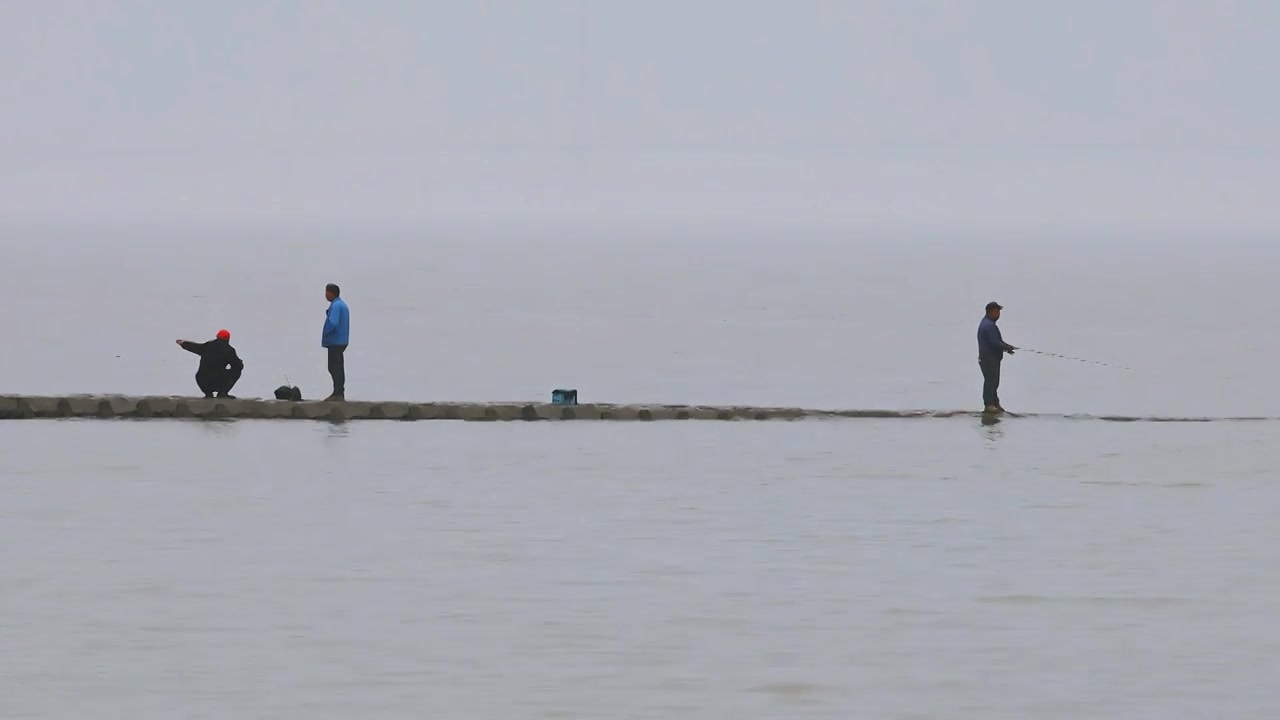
[
  {"xmin": 3, "ymin": 228, "xmax": 1279, "ymax": 718},
  {"xmin": 3, "ymin": 419, "xmax": 1280, "ymax": 718}
]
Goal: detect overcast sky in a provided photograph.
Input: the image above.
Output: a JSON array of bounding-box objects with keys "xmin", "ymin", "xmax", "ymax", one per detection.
[{"xmin": 1, "ymin": 0, "xmax": 1276, "ymax": 231}]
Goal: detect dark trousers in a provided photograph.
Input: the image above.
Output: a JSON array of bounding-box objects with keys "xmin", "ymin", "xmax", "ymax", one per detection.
[
  {"xmin": 979, "ymin": 356, "xmax": 1001, "ymax": 407},
  {"xmin": 327, "ymin": 344, "xmax": 347, "ymax": 395},
  {"xmin": 196, "ymin": 368, "xmax": 240, "ymax": 397}
]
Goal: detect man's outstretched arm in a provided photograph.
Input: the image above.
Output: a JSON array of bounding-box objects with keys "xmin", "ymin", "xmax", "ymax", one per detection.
[{"xmin": 176, "ymin": 339, "xmax": 205, "ymax": 355}]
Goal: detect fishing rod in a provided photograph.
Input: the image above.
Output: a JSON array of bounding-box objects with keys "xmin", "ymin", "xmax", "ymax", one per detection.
[{"xmin": 1016, "ymin": 347, "xmax": 1134, "ymax": 372}]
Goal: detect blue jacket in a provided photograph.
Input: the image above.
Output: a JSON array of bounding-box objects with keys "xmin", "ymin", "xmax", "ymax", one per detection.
[
  {"xmin": 977, "ymin": 316, "xmax": 1012, "ymax": 359},
  {"xmin": 323, "ymin": 297, "xmax": 350, "ymax": 347}
]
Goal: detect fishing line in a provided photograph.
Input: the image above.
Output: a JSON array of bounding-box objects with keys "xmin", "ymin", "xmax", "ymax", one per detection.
[{"xmin": 1018, "ymin": 347, "xmax": 1134, "ymax": 372}]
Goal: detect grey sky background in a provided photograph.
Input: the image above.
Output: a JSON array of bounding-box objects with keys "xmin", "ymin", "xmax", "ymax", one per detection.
[{"xmin": 1, "ymin": 0, "xmax": 1276, "ymax": 231}]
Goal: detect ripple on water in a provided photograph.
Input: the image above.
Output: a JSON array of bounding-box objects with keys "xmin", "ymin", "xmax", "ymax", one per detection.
[{"xmin": 975, "ymin": 595, "xmax": 1199, "ymax": 608}]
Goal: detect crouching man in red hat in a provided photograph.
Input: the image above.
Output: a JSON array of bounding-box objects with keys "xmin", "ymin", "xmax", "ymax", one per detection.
[{"xmin": 176, "ymin": 329, "xmax": 245, "ymax": 399}]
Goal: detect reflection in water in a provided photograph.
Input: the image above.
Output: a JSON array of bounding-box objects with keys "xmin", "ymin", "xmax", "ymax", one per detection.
[
  {"xmin": 980, "ymin": 414, "xmax": 1005, "ymax": 444},
  {"xmin": 194, "ymin": 419, "xmax": 239, "ymax": 438}
]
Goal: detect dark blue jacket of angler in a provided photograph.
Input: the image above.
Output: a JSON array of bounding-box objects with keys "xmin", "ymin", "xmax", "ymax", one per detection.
[
  {"xmin": 977, "ymin": 316, "xmax": 1012, "ymax": 359},
  {"xmin": 323, "ymin": 297, "xmax": 350, "ymax": 347}
]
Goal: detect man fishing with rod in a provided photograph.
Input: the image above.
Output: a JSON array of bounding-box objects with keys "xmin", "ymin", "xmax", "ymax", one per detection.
[{"xmin": 977, "ymin": 301, "xmax": 1017, "ymax": 413}]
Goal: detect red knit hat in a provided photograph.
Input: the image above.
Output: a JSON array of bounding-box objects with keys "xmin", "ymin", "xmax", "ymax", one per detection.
[{"xmin": 216, "ymin": 329, "xmax": 230, "ymax": 340}]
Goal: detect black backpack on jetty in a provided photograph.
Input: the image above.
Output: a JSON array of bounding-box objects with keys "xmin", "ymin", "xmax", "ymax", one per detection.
[{"xmin": 274, "ymin": 385, "xmax": 303, "ymax": 401}]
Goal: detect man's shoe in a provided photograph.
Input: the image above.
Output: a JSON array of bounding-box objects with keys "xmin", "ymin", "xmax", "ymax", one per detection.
[
  {"xmin": 325, "ymin": 393, "xmax": 345, "ymax": 402},
  {"xmin": 220, "ymin": 394, "xmax": 236, "ymax": 400},
  {"xmin": 983, "ymin": 405, "xmax": 1002, "ymax": 413},
  {"xmin": 203, "ymin": 393, "xmax": 215, "ymax": 399}
]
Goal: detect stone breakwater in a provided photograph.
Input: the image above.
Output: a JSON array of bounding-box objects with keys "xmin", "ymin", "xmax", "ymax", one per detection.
[
  {"xmin": 0, "ymin": 394, "xmax": 988, "ymax": 422},
  {"xmin": 0, "ymin": 395, "xmax": 1266, "ymax": 423}
]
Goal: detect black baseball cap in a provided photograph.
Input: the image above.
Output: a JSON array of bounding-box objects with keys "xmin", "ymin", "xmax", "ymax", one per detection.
[{"xmin": 985, "ymin": 301, "xmax": 1003, "ymax": 311}]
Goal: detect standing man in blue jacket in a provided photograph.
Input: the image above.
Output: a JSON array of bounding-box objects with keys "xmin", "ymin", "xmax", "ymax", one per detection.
[
  {"xmin": 323, "ymin": 283, "xmax": 351, "ymax": 401},
  {"xmin": 977, "ymin": 301, "xmax": 1017, "ymax": 413}
]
